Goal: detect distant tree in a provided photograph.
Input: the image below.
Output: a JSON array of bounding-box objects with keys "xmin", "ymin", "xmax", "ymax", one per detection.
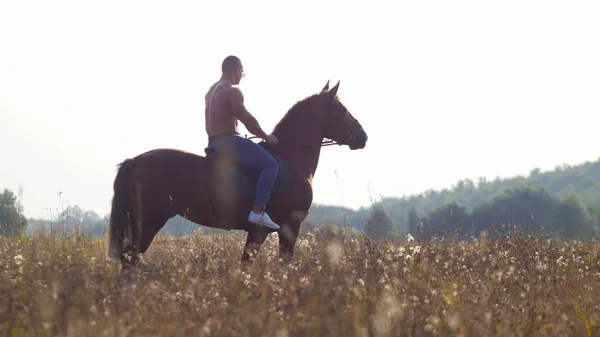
[
  {"xmin": 423, "ymin": 201, "xmax": 472, "ymax": 237},
  {"xmin": 471, "ymin": 186, "xmax": 557, "ymax": 235},
  {"xmin": 0, "ymin": 188, "xmax": 27, "ymax": 236},
  {"xmin": 407, "ymin": 206, "xmax": 420, "ymax": 234},
  {"xmin": 26, "ymin": 205, "xmax": 109, "ymax": 236},
  {"xmin": 553, "ymin": 193, "xmax": 594, "ymax": 238},
  {"xmin": 57, "ymin": 205, "xmax": 84, "ymax": 226},
  {"xmin": 587, "ymin": 204, "xmax": 600, "ymax": 232},
  {"xmin": 364, "ymin": 203, "xmax": 395, "ymax": 239}
]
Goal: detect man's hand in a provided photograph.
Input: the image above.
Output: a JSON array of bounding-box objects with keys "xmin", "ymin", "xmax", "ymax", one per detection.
[{"xmin": 265, "ymin": 134, "xmax": 279, "ymax": 144}]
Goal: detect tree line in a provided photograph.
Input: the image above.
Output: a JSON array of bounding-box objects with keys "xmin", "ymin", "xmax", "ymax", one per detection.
[
  {"xmin": 307, "ymin": 158, "xmax": 600, "ymax": 239},
  {"xmin": 359, "ymin": 186, "xmax": 595, "ymax": 240}
]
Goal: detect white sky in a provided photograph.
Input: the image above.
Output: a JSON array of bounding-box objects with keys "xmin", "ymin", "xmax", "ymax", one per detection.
[{"xmin": 1, "ymin": 0, "xmax": 599, "ymax": 219}]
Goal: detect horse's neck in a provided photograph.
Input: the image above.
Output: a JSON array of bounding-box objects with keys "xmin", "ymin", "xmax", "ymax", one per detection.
[
  {"xmin": 272, "ymin": 123, "xmax": 323, "ymax": 181},
  {"xmin": 278, "ymin": 147, "xmax": 322, "ymax": 182}
]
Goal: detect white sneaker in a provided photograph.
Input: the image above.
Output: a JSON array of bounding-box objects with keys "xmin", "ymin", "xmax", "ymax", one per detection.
[{"xmin": 248, "ymin": 211, "xmax": 280, "ymax": 230}]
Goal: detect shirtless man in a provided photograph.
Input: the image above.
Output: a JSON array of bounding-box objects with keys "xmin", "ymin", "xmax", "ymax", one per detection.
[{"xmin": 204, "ymin": 55, "xmax": 281, "ymax": 230}]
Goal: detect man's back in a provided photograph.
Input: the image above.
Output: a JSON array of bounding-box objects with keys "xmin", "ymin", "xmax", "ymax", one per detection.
[{"xmin": 205, "ymin": 79, "xmax": 238, "ymax": 138}]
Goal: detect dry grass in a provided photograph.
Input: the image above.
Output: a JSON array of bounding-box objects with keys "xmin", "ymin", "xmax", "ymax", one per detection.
[{"xmin": 2, "ymin": 228, "xmax": 600, "ymax": 336}]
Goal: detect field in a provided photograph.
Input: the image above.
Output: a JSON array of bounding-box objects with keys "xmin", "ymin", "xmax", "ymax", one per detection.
[{"xmin": 2, "ymin": 227, "xmax": 600, "ymax": 336}]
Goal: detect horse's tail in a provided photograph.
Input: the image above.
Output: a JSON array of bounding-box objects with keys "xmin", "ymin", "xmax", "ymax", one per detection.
[{"xmin": 107, "ymin": 158, "xmax": 134, "ymax": 261}]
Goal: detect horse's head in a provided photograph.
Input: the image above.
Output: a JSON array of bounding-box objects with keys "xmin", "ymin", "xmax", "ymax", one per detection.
[{"xmin": 316, "ymin": 80, "xmax": 368, "ymax": 150}]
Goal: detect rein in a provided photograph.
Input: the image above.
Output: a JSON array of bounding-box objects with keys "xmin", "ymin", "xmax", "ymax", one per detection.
[{"xmin": 244, "ymin": 135, "xmax": 342, "ymax": 148}]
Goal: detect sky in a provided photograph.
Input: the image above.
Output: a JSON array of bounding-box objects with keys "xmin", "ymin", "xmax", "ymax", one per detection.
[{"xmin": 1, "ymin": 0, "xmax": 599, "ymax": 219}]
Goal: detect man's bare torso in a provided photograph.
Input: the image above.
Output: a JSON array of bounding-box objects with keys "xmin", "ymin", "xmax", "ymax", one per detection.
[{"xmin": 205, "ymin": 79, "xmax": 238, "ymax": 139}]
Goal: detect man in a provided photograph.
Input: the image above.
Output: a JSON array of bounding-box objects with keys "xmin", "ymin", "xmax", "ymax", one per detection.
[{"xmin": 204, "ymin": 55, "xmax": 281, "ymax": 230}]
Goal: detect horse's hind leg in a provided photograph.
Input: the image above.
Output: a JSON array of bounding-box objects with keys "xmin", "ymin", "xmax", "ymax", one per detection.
[
  {"xmin": 136, "ymin": 217, "xmax": 169, "ymax": 258},
  {"xmin": 124, "ymin": 209, "xmax": 169, "ymax": 269},
  {"xmin": 118, "ymin": 216, "xmax": 136, "ymax": 269},
  {"xmin": 241, "ymin": 226, "xmax": 269, "ymax": 263}
]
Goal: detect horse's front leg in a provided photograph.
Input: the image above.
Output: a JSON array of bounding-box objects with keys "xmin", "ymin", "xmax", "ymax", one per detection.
[
  {"xmin": 241, "ymin": 226, "xmax": 269, "ymax": 264},
  {"xmin": 278, "ymin": 221, "xmax": 300, "ymax": 264}
]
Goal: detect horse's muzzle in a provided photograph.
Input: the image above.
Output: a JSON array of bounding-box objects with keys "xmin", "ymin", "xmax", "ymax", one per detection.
[{"xmin": 348, "ymin": 131, "xmax": 367, "ymax": 150}]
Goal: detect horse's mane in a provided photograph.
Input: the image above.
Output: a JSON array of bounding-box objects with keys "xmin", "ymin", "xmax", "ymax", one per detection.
[
  {"xmin": 271, "ymin": 93, "xmax": 318, "ymax": 133},
  {"xmin": 272, "ymin": 92, "xmax": 341, "ymax": 134}
]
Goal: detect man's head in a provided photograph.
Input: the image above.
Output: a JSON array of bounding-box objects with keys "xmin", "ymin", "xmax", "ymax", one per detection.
[{"xmin": 221, "ymin": 55, "xmax": 244, "ymax": 85}]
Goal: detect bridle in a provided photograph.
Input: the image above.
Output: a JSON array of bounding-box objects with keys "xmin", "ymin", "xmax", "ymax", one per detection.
[{"xmin": 245, "ymin": 119, "xmax": 358, "ymax": 149}]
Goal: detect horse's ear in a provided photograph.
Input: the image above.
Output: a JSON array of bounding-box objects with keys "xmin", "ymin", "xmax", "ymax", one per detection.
[
  {"xmin": 321, "ymin": 80, "xmax": 330, "ymax": 92},
  {"xmin": 327, "ymin": 80, "xmax": 340, "ymax": 97}
]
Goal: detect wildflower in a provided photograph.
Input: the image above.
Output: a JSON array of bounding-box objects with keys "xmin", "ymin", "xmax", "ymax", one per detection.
[
  {"xmin": 14, "ymin": 255, "xmax": 23, "ymax": 266},
  {"xmin": 298, "ymin": 239, "xmax": 310, "ymax": 249},
  {"xmin": 406, "ymin": 233, "xmax": 414, "ymax": 242},
  {"xmin": 398, "ymin": 246, "xmax": 406, "ymax": 257},
  {"xmin": 448, "ymin": 312, "xmax": 461, "ymax": 330},
  {"xmin": 326, "ymin": 243, "xmax": 343, "ymax": 266},
  {"xmin": 428, "ymin": 315, "xmax": 441, "ymax": 328},
  {"xmin": 535, "ymin": 262, "xmax": 547, "ymax": 271}
]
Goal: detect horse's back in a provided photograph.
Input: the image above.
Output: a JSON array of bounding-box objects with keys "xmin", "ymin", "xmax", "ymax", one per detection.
[
  {"xmin": 126, "ymin": 148, "xmax": 214, "ymax": 186},
  {"xmin": 134, "ymin": 148, "xmax": 204, "ymax": 161}
]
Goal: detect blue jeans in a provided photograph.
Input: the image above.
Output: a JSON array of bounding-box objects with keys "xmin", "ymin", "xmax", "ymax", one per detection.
[{"xmin": 207, "ymin": 135, "xmax": 279, "ymax": 209}]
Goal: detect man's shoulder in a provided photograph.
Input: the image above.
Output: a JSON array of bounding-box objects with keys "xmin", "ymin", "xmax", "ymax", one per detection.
[
  {"xmin": 228, "ymin": 86, "xmax": 243, "ymax": 97},
  {"xmin": 218, "ymin": 86, "xmax": 243, "ymax": 102}
]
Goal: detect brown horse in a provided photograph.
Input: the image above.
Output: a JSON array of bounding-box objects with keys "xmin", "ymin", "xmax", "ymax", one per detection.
[{"xmin": 106, "ymin": 80, "xmax": 368, "ymax": 267}]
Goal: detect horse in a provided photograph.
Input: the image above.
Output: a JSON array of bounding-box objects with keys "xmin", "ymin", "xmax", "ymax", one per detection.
[{"xmin": 106, "ymin": 80, "xmax": 368, "ymax": 268}]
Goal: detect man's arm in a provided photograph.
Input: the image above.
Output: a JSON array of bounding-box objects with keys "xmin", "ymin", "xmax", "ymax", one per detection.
[{"xmin": 227, "ymin": 87, "xmax": 269, "ymax": 139}]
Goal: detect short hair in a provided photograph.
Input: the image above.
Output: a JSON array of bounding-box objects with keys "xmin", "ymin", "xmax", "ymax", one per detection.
[{"xmin": 221, "ymin": 55, "xmax": 242, "ymax": 73}]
